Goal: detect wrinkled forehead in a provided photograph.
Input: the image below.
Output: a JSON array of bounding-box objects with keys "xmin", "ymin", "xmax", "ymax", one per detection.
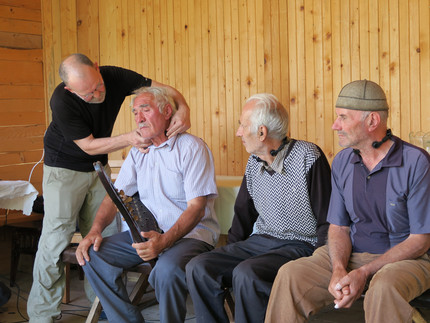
[
  {"xmin": 133, "ymin": 92, "xmax": 156, "ymax": 105},
  {"xmin": 335, "ymin": 107, "xmax": 365, "ymax": 118}
]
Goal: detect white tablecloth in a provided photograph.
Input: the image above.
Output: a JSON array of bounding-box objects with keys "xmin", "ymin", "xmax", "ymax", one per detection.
[{"xmin": 0, "ymin": 180, "xmax": 38, "ymax": 215}]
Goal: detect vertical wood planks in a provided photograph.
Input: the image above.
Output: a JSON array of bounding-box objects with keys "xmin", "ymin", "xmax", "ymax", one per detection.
[{"xmin": 38, "ymin": 0, "xmax": 430, "ymax": 175}]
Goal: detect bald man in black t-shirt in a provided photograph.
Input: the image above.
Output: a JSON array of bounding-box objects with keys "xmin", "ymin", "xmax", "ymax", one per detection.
[{"xmin": 27, "ymin": 53, "xmax": 190, "ymax": 323}]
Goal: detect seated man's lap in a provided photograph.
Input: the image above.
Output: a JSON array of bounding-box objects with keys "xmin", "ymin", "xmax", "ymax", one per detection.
[
  {"xmin": 188, "ymin": 235, "xmax": 315, "ymax": 286},
  {"xmin": 366, "ymin": 254, "xmax": 430, "ymax": 300},
  {"xmin": 150, "ymin": 238, "xmax": 213, "ymax": 284},
  {"xmin": 233, "ymin": 237, "xmax": 314, "ymax": 282},
  {"xmin": 89, "ymin": 231, "xmax": 143, "ymax": 269}
]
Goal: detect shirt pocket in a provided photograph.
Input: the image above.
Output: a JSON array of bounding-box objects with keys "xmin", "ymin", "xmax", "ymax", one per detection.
[
  {"xmin": 386, "ymin": 198, "xmax": 409, "ymax": 233},
  {"xmin": 160, "ymin": 168, "xmax": 184, "ymax": 200}
]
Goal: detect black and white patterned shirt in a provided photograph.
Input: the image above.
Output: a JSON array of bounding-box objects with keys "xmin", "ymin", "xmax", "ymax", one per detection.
[{"xmin": 228, "ymin": 139, "xmax": 331, "ymax": 247}]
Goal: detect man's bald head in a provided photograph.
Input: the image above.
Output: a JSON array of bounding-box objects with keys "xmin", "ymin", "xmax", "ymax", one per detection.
[{"xmin": 59, "ymin": 53, "xmax": 95, "ymax": 86}]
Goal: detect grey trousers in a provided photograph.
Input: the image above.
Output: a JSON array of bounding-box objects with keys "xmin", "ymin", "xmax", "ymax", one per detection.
[
  {"xmin": 83, "ymin": 231, "xmax": 213, "ymax": 323},
  {"xmin": 27, "ymin": 165, "xmax": 118, "ymax": 323},
  {"xmin": 186, "ymin": 234, "xmax": 314, "ymax": 323}
]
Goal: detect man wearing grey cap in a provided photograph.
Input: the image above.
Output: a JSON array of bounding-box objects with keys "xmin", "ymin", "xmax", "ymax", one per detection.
[{"xmin": 265, "ymin": 80, "xmax": 430, "ymax": 323}]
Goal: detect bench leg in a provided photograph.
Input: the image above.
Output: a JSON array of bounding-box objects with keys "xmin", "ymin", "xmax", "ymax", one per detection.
[
  {"xmin": 224, "ymin": 288, "xmax": 235, "ymax": 322},
  {"xmin": 62, "ymin": 263, "xmax": 71, "ymax": 304}
]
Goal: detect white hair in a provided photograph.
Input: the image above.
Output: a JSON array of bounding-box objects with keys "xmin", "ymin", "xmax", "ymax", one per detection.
[
  {"xmin": 132, "ymin": 87, "xmax": 177, "ymax": 115},
  {"xmin": 246, "ymin": 93, "xmax": 289, "ymax": 140}
]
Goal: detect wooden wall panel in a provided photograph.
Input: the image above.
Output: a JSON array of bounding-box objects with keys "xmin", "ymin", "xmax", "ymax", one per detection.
[
  {"xmin": 41, "ymin": 0, "xmax": 430, "ymax": 177},
  {"xmin": 0, "ymin": 0, "xmax": 44, "ymax": 194}
]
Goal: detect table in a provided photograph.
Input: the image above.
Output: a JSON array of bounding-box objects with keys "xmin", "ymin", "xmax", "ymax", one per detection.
[{"xmin": 0, "ymin": 180, "xmax": 40, "ymax": 226}]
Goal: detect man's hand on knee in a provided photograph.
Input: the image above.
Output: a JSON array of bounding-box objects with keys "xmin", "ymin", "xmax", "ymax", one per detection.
[{"xmin": 76, "ymin": 232, "xmax": 103, "ymax": 266}]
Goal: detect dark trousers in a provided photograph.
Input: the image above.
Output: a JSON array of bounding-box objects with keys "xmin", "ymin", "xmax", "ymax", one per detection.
[
  {"xmin": 186, "ymin": 235, "xmax": 314, "ymax": 323},
  {"xmin": 83, "ymin": 231, "xmax": 212, "ymax": 323}
]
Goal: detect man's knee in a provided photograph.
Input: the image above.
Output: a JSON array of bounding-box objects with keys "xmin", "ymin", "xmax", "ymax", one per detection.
[
  {"xmin": 152, "ymin": 258, "xmax": 185, "ymax": 287},
  {"xmin": 185, "ymin": 254, "xmax": 200, "ymax": 274},
  {"xmin": 82, "ymin": 247, "xmax": 104, "ymax": 275},
  {"xmin": 232, "ymin": 261, "xmax": 260, "ymax": 286},
  {"xmin": 186, "ymin": 253, "xmax": 217, "ymax": 278},
  {"xmin": 366, "ymin": 264, "xmax": 405, "ymax": 300}
]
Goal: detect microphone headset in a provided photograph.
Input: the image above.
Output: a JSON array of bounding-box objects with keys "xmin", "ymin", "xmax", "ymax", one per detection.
[
  {"xmin": 270, "ymin": 137, "xmax": 289, "ymax": 156},
  {"xmin": 372, "ymin": 129, "xmax": 392, "ymax": 149}
]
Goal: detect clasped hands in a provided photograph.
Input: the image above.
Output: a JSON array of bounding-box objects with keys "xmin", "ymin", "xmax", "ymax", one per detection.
[{"xmin": 328, "ymin": 267, "xmax": 368, "ymax": 309}]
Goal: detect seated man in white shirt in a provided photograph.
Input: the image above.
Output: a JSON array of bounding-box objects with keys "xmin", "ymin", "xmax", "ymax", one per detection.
[{"xmin": 76, "ymin": 87, "xmax": 219, "ymax": 323}]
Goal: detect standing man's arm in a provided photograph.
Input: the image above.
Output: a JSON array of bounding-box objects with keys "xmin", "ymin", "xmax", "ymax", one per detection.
[
  {"xmin": 74, "ymin": 80, "xmax": 191, "ymax": 155},
  {"xmin": 151, "ymin": 80, "xmax": 191, "ymax": 137},
  {"xmin": 74, "ymin": 130, "xmax": 150, "ymax": 155},
  {"xmin": 132, "ymin": 196, "xmax": 207, "ymax": 261}
]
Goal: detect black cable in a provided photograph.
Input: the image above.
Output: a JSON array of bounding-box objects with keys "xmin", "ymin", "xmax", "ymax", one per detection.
[
  {"xmin": 0, "ymin": 274, "xmax": 29, "ymax": 322},
  {"xmin": 0, "ymin": 273, "xmax": 94, "ymax": 321},
  {"xmin": 13, "ymin": 281, "xmax": 29, "ymax": 322},
  {"xmin": 56, "ymin": 311, "xmax": 89, "ymax": 319},
  {"xmin": 60, "ymin": 302, "xmax": 90, "ymax": 309}
]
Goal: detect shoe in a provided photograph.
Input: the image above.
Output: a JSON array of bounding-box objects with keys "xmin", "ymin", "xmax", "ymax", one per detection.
[{"xmin": 98, "ymin": 310, "xmax": 108, "ymax": 321}]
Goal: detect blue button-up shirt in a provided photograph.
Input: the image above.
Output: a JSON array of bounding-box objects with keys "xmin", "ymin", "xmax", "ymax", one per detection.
[
  {"xmin": 328, "ymin": 136, "xmax": 430, "ymax": 254},
  {"xmin": 114, "ymin": 133, "xmax": 220, "ymax": 247}
]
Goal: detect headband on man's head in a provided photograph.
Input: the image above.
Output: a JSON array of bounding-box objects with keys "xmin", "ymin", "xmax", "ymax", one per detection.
[{"xmin": 336, "ymin": 80, "xmax": 389, "ymax": 111}]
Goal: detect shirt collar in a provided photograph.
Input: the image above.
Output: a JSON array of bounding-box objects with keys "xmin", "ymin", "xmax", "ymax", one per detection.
[
  {"xmin": 151, "ymin": 134, "xmax": 179, "ymax": 152},
  {"xmin": 350, "ymin": 135, "xmax": 403, "ymax": 169},
  {"xmin": 253, "ymin": 141, "xmax": 291, "ymax": 174}
]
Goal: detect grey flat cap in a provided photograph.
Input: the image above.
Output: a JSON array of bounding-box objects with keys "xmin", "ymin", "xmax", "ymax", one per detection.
[{"xmin": 336, "ymin": 80, "xmax": 389, "ymax": 111}]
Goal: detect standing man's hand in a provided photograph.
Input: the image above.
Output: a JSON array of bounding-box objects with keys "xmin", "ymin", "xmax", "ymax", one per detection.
[
  {"xmin": 128, "ymin": 130, "xmax": 152, "ymax": 151},
  {"xmin": 150, "ymin": 80, "xmax": 191, "ymax": 138},
  {"xmin": 166, "ymin": 105, "xmax": 191, "ymax": 138}
]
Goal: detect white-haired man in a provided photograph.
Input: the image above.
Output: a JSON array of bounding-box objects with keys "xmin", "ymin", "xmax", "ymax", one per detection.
[
  {"xmin": 76, "ymin": 87, "xmax": 219, "ymax": 323},
  {"xmin": 186, "ymin": 93, "xmax": 331, "ymax": 323}
]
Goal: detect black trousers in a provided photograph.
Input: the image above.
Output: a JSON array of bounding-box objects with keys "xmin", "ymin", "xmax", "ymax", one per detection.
[{"xmin": 186, "ymin": 234, "xmax": 314, "ymax": 323}]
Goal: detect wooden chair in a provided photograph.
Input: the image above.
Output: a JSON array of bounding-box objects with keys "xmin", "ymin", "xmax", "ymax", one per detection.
[
  {"xmin": 85, "ymin": 262, "xmax": 155, "ymax": 323},
  {"xmin": 61, "ymin": 232, "xmax": 84, "ymax": 303},
  {"xmin": 9, "ymin": 220, "xmax": 42, "ymax": 287}
]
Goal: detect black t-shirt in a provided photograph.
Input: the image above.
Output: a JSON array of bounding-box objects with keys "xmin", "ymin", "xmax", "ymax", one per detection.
[{"xmin": 44, "ymin": 66, "xmax": 151, "ymax": 172}]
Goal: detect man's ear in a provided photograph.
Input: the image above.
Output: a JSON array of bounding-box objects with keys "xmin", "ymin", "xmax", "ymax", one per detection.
[
  {"xmin": 368, "ymin": 112, "xmax": 381, "ymax": 131},
  {"xmin": 93, "ymin": 62, "xmax": 99, "ymax": 71},
  {"xmin": 163, "ymin": 104, "xmax": 173, "ymax": 119},
  {"xmin": 259, "ymin": 125, "xmax": 268, "ymax": 141}
]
